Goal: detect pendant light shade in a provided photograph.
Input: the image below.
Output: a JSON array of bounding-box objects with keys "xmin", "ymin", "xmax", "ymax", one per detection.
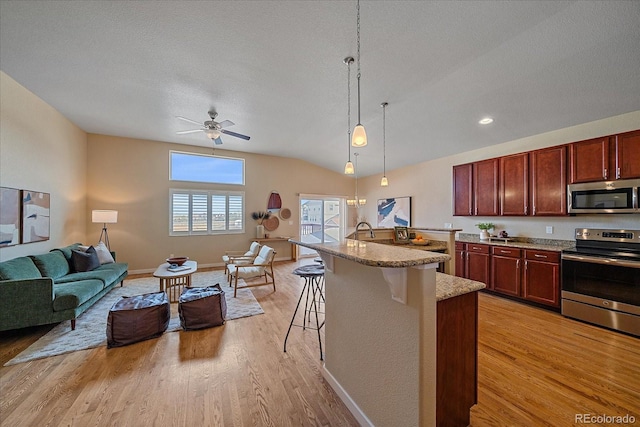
[
  {"xmin": 344, "ymin": 161, "xmax": 355, "ymax": 174},
  {"xmin": 380, "ymin": 102, "xmax": 389, "ymax": 187},
  {"xmin": 352, "ymin": 124, "xmax": 367, "ymax": 147},
  {"xmin": 351, "ymin": 0, "xmax": 367, "ymax": 147}
]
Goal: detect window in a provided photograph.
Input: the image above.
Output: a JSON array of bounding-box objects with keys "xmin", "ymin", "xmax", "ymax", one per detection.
[
  {"xmin": 170, "ymin": 151, "xmax": 244, "ymax": 185},
  {"xmin": 170, "ymin": 189, "xmax": 245, "ymax": 235}
]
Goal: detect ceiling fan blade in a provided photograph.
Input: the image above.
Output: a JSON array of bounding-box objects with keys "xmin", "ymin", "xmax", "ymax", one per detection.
[
  {"xmin": 217, "ymin": 120, "xmax": 235, "ymax": 128},
  {"xmin": 176, "ymin": 116, "xmax": 204, "ymax": 126},
  {"xmin": 176, "ymin": 129, "xmax": 204, "ymax": 135},
  {"xmin": 221, "ymin": 129, "xmax": 250, "ymax": 140},
  {"xmin": 213, "ymin": 137, "xmax": 223, "ymax": 145}
]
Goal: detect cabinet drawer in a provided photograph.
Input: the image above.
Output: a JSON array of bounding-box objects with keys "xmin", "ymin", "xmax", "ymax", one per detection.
[
  {"xmin": 455, "ymin": 241, "xmax": 466, "ymax": 251},
  {"xmin": 467, "ymin": 244, "xmax": 489, "ymax": 254},
  {"xmin": 524, "ymin": 250, "xmax": 560, "ymax": 263},
  {"xmin": 491, "ymin": 247, "xmax": 521, "ymax": 258}
]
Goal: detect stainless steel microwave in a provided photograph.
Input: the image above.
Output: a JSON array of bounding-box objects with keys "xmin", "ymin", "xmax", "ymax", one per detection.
[{"xmin": 568, "ymin": 179, "xmax": 639, "ymax": 214}]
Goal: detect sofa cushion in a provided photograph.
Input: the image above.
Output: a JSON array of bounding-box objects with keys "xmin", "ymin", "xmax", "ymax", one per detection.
[
  {"xmin": 0, "ymin": 257, "xmax": 43, "ymax": 280},
  {"xmin": 55, "ymin": 265, "xmax": 125, "ymax": 287},
  {"xmin": 30, "ymin": 251, "xmax": 70, "ymax": 280},
  {"xmin": 52, "ymin": 279, "xmax": 104, "ymax": 311},
  {"xmin": 52, "ymin": 243, "xmax": 83, "ymax": 261},
  {"xmin": 71, "ymin": 246, "xmax": 100, "ymax": 272}
]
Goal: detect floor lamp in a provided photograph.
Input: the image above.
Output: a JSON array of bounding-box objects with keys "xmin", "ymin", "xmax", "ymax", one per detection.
[{"xmin": 92, "ymin": 210, "xmax": 118, "ymax": 250}]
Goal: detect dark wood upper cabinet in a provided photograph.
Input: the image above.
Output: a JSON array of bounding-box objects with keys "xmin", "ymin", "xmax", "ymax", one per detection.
[
  {"xmin": 615, "ymin": 130, "xmax": 640, "ymax": 180},
  {"xmin": 453, "ymin": 163, "xmax": 473, "ymax": 216},
  {"xmin": 500, "ymin": 153, "xmax": 529, "ymax": 215},
  {"xmin": 569, "ymin": 137, "xmax": 610, "ymax": 183},
  {"xmin": 570, "ymin": 132, "xmax": 640, "ymax": 183},
  {"xmin": 473, "ymin": 159, "xmax": 500, "ymax": 216},
  {"xmin": 530, "ymin": 145, "xmax": 567, "ymax": 216}
]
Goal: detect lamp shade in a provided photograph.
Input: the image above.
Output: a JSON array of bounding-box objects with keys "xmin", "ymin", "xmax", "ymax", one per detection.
[
  {"xmin": 92, "ymin": 210, "xmax": 118, "ymax": 224},
  {"xmin": 352, "ymin": 124, "xmax": 367, "ymax": 147}
]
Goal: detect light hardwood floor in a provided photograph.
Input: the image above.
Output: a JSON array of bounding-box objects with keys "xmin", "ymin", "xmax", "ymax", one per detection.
[{"xmin": 1, "ymin": 259, "xmax": 638, "ymax": 426}]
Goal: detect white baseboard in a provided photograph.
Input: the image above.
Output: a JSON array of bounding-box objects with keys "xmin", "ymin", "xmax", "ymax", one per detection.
[{"xmin": 322, "ymin": 365, "xmax": 374, "ymax": 427}]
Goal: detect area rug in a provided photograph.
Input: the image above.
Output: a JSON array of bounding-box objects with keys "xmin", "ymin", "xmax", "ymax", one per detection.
[{"xmin": 4, "ymin": 271, "xmax": 263, "ymax": 366}]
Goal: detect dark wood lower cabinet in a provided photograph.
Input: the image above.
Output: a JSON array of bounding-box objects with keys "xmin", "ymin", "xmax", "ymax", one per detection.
[
  {"xmin": 523, "ymin": 250, "xmax": 561, "ymax": 307},
  {"xmin": 491, "ymin": 247, "xmax": 522, "ymax": 297},
  {"xmin": 455, "ymin": 242, "xmax": 560, "ymax": 309},
  {"xmin": 437, "ymin": 291, "xmax": 478, "ymax": 427}
]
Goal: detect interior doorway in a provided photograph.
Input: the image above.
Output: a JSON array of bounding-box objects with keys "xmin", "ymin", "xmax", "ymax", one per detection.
[{"xmin": 299, "ymin": 195, "xmax": 345, "ymax": 257}]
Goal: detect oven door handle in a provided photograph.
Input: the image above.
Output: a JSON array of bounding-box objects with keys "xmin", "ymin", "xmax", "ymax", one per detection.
[{"xmin": 562, "ymin": 253, "xmax": 640, "ymax": 269}]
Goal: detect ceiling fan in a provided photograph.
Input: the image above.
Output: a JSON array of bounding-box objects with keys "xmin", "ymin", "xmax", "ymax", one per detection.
[{"xmin": 176, "ymin": 111, "xmax": 250, "ymax": 145}]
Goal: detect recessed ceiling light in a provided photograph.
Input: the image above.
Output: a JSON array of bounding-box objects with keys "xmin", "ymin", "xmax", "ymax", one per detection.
[{"xmin": 479, "ymin": 117, "xmax": 494, "ymax": 125}]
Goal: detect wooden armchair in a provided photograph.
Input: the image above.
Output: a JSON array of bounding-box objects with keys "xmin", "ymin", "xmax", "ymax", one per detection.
[
  {"xmin": 222, "ymin": 241, "xmax": 261, "ymax": 282},
  {"xmin": 227, "ymin": 245, "xmax": 276, "ymax": 297}
]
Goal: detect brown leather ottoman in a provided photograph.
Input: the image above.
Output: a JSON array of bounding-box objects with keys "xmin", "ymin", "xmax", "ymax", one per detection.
[
  {"xmin": 106, "ymin": 291, "xmax": 170, "ymax": 348},
  {"xmin": 178, "ymin": 284, "xmax": 227, "ymax": 331}
]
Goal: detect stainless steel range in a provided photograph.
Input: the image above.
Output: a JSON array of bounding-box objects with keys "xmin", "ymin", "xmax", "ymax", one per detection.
[{"xmin": 561, "ymin": 228, "xmax": 640, "ymax": 337}]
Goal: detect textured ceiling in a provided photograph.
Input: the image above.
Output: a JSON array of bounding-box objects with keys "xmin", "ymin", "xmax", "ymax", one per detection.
[{"xmin": 2, "ymin": 1, "xmax": 639, "ymax": 177}]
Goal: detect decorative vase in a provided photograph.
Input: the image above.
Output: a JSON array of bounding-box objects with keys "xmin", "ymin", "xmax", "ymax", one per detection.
[
  {"xmin": 480, "ymin": 230, "xmax": 490, "ymax": 240},
  {"xmin": 256, "ymin": 224, "xmax": 265, "ymax": 239}
]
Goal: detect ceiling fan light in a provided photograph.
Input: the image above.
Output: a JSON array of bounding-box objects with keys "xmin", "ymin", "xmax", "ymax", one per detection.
[
  {"xmin": 205, "ymin": 129, "xmax": 221, "ymax": 139},
  {"xmin": 380, "ymin": 176, "xmax": 389, "ymax": 187},
  {"xmin": 344, "ymin": 161, "xmax": 355, "ymax": 174},
  {"xmin": 352, "ymin": 124, "xmax": 367, "ymax": 147}
]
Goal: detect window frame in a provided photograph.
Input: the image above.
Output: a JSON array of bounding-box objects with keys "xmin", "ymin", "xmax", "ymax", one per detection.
[{"xmin": 169, "ymin": 189, "xmax": 245, "ymax": 236}]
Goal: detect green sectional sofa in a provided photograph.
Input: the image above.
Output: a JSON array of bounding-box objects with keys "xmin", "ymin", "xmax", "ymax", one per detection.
[{"xmin": 0, "ymin": 243, "xmax": 128, "ymax": 331}]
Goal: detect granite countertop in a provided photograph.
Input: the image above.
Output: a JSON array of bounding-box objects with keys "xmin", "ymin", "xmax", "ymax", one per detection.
[
  {"xmin": 436, "ymin": 273, "xmax": 486, "ymax": 301},
  {"xmin": 289, "ymin": 238, "xmax": 450, "ymax": 268},
  {"xmin": 359, "ymin": 238, "xmax": 448, "ymax": 252},
  {"xmin": 456, "ymin": 234, "xmax": 574, "ymax": 252}
]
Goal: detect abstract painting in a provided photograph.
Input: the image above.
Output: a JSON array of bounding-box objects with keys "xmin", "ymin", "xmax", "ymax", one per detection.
[
  {"xmin": 0, "ymin": 187, "xmax": 21, "ymax": 247},
  {"xmin": 21, "ymin": 190, "xmax": 50, "ymax": 244},
  {"xmin": 377, "ymin": 196, "xmax": 411, "ymax": 228}
]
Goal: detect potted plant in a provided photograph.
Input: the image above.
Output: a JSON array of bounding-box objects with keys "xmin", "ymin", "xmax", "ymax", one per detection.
[
  {"xmin": 476, "ymin": 222, "xmax": 495, "ymax": 240},
  {"xmin": 251, "ymin": 211, "xmax": 271, "ymax": 238}
]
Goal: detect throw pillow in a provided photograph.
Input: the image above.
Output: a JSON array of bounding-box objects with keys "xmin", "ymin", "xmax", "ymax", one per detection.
[
  {"xmin": 72, "ymin": 246, "xmax": 101, "ymax": 272},
  {"xmin": 94, "ymin": 241, "xmax": 115, "ymax": 264}
]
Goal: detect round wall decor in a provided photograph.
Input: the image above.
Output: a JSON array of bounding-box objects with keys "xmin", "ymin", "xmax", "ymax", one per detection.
[
  {"xmin": 264, "ymin": 216, "xmax": 279, "ymax": 231},
  {"xmin": 280, "ymin": 208, "xmax": 291, "ymax": 219}
]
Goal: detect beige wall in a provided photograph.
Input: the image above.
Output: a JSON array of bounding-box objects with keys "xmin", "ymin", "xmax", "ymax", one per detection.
[
  {"xmin": 87, "ymin": 134, "xmax": 354, "ymax": 272},
  {"xmin": 358, "ymin": 111, "xmax": 640, "ymax": 241},
  {"xmin": 0, "ymin": 72, "xmax": 87, "ymax": 261}
]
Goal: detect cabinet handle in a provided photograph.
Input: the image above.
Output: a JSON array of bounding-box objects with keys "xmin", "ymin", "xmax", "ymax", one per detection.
[
  {"xmin": 500, "ymin": 250, "xmax": 511, "ymax": 254},
  {"xmin": 604, "ymin": 168, "xmax": 608, "ymax": 180},
  {"xmin": 534, "ymin": 254, "xmax": 547, "ymax": 258},
  {"xmin": 617, "ymin": 167, "xmax": 621, "ymax": 179},
  {"xmin": 524, "ymin": 260, "xmax": 528, "ymax": 271},
  {"xmin": 516, "ymin": 259, "xmax": 521, "ymax": 269},
  {"xmin": 525, "ymin": 205, "xmax": 528, "ymax": 215}
]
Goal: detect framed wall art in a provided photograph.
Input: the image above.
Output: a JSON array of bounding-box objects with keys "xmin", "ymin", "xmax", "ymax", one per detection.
[
  {"xmin": 0, "ymin": 187, "xmax": 21, "ymax": 247},
  {"xmin": 21, "ymin": 190, "xmax": 50, "ymax": 244},
  {"xmin": 377, "ymin": 196, "xmax": 411, "ymax": 228}
]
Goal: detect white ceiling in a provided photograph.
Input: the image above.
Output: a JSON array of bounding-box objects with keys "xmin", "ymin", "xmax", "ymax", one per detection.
[{"xmin": 2, "ymin": 1, "xmax": 639, "ymax": 177}]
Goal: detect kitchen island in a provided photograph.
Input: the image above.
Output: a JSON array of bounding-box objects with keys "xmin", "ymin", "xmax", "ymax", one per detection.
[{"xmin": 289, "ymin": 238, "xmax": 484, "ymax": 427}]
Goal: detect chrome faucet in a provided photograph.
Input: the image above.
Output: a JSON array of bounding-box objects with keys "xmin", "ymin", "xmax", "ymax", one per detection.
[{"xmin": 355, "ymin": 221, "xmax": 375, "ymax": 240}]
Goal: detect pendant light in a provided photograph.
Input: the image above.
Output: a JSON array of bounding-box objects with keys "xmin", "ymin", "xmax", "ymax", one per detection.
[
  {"xmin": 380, "ymin": 102, "xmax": 389, "ymax": 186},
  {"xmin": 351, "ymin": 0, "xmax": 367, "ymax": 147},
  {"xmin": 344, "ymin": 57, "xmax": 355, "ymax": 174},
  {"xmin": 347, "ymin": 152, "xmax": 366, "ymax": 207}
]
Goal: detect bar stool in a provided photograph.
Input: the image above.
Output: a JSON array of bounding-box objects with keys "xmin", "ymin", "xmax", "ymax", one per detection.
[{"xmin": 284, "ymin": 264, "xmax": 325, "ymax": 360}]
